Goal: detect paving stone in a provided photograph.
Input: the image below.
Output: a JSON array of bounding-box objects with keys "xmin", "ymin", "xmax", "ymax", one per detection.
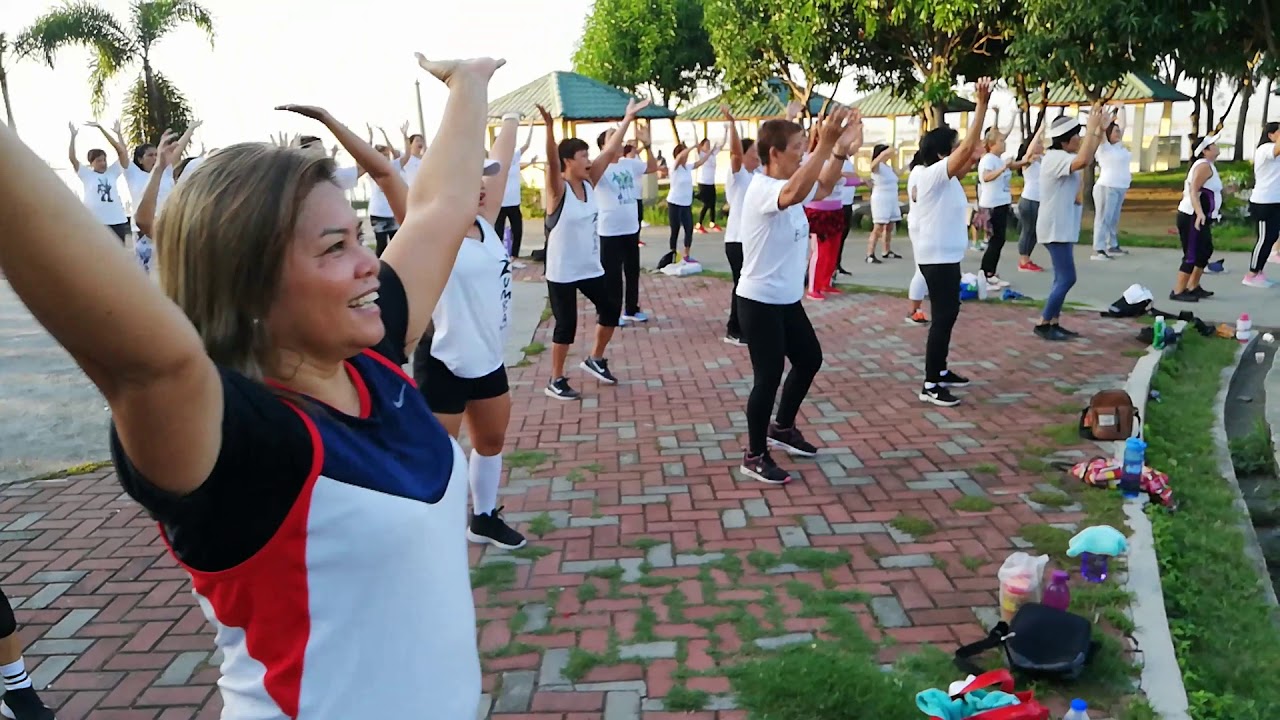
[
  {"xmin": 871, "ymin": 596, "xmax": 912, "ymax": 628},
  {"xmin": 43, "ymin": 608, "xmax": 98, "ymax": 639},
  {"xmin": 972, "ymin": 606, "xmax": 1002, "ymax": 628},
  {"xmin": 619, "ymin": 641, "xmax": 678, "ymax": 660},
  {"xmin": 765, "ymin": 563, "xmax": 806, "ymax": 575},
  {"xmin": 621, "ymin": 495, "xmax": 668, "ymax": 505},
  {"xmin": 722, "ymin": 509, "xmax": 747, "ymax": 529},
  {"xmin": 658, "ymin": 436, "xmax": 679, "ymax": 449},
  {"xmin": 831, "ymin": 522, "xmax": 888, "ymax": 535},
  {"xmin": 953, "ymin": 477, "xmax": 988, "ymax": 497},
  {"xmin": 906, "ymin": 479, "xmax": 954, "ymax": 491},
  {"xmin": 675, "ymin": 552, "xmax": 725, "ymax": 566},
  {"xmin": 157, "ymin": 651, "xmax": 209, "ymax": 686},
  {"xmin": 5, "ymin": 511, "xmax": 45, "ymax": 531},
  {"xmin": 20, "ymin": 583, "xmax": 72, "ymax": 610},
  {"xmin": 647, "ymin": 543, "xmax": 674, "ymax": 568},
  {"xmin": 878, "ymin": 554, "xmax": 935, "ymax": 569},
  {"xmin": 829, "ymin": 475, "xmax": 874, "ymax": 486},
  {"xmin": 753, "ymin": 633, "xmax": 814, "ymax": 650},
  {"xmin": 937, "ymin": 441, "xmax": 968, "ymax": 456},
  {"xmin": 476, "ymin": 694, "xmax": 492, "ymax": 720},
  {"xmin": 563, "ymin": 559, "xmax": 619, "ymax": 573},
  {"xmin": 26, "ymin": 639, "xmax": 92, "ymax": 655},
  {"xmin": 576, "ymin": 681, "xmax": 647, "ymax": 693},
  {"xmin": 802, "ymin": 515, "xmax": 832, "ymax": 536},
  {"xmin": 495, "ymin": 670, "xmax": 537, "ymax": 712},
  {"xmin": 619, "ymin": 558, "xmax": 645, "ymax": 583},
  {"xmin": 521, "ymin": 603, "xmax": 550, "ymax": 632},
  {"xmin": 743, "ymin": 499, "xmax": 771, "ymax": 518},
  {"xmin": 539, "ymin": 648, "xmax": 572, "ymax": 688},
  {"xmin": 779, "ymin": 526, "xmax": 810, "ymax": 548},
  {"xmin": 28, "ymin": 655, "xmax": 74, "ymax": 689},
  {"xmin": 570, "ymin": 515, "xmax": 621, "ymax": 527},
  {"xmin": 605, "ymin": 689, "xmax": 642, "ymax": 720}
]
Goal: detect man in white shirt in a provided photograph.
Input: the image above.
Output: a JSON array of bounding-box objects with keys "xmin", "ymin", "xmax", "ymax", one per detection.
[
  {"xmin": 68, "ymin": 120, "xmax": 131, "ymax": 243},
  {"xmin": 595, "ymin": 123, "xmax": 658, "ymax": 324}
]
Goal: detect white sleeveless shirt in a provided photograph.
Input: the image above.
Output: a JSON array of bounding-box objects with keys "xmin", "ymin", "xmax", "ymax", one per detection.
[
  {"xmin": 429, "ymin": 217, "xmax": 512, "ymax": 378},
  {"xmin": 544, "ymin": 181, "xmax": 603, "ymax": 284},
  {"xmin": 1177, "ymin": 159, "xmax": 1222, "ymax": 219}
]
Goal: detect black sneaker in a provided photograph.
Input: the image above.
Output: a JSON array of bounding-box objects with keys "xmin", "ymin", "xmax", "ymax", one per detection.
[
  {"xmin": 1190, "ymin": 286, "xmax": 1214, "ymax": 298},
  {"xmin": 723, "ymin": 334, "xmax": 746, "ymax": 346},
  {"xmin": 0, "ymin": 687, "xmax": 56, "ymax": 720},
  {"xmin": 883, "ymin": 251, "xmax": 903, "ymax": 259},
  {"xmin": 580, "ymin": 357, "xmax": 618, "ymax": 384},
  {"xmin": 1168, "ymin": 290, "xmax": 1199, "ymax": 303},
  {"xmin": 544, "ymin": 377, "xmax": 582, "ymax": 401},
  {"xmin": 1054, "ymin": 324, "xmax": 1081, "ymax": 338},
  {"xmin": 740, "ymin": 451, "xmax": 792, "ymax": 484},
  {"xmin": 938, "ymin": 370, "xmax": 970, "ymax": 387},
  {"xmin": 837, "ymin": 267, "xmax": 853, "ymax": 276},
  {"xmin": 865, "ymin": 255, "xmax": 882, "ymax": 264},
  {"xmin": 919, "ymin": 385, "xmax": 960, "ymax": 407},
  {"xmin": 467, "ymin": 507, "xmax": 527, "ymax": 549},
  {"xmin": 1034, "ymin": 324, "xmax": 1070, "ymax": 342},
  {"xmin": 767, "ymin": 423, "xmax": 818, "ymax": 457}
]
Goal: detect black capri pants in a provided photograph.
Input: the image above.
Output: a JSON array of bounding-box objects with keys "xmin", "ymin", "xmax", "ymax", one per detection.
[
  {"xmin": 547, "ymin": 275, "xmax": 621, "ymax": 345},
  {"xmin": 1176, "ymin": 211, "xmax": 1214, "ymax": 273}
]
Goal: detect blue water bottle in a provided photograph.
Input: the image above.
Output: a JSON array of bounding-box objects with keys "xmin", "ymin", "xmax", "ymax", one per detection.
[{"xmin": 1120, "ymin": 437, "xmax": 1146, "ymax": 499}]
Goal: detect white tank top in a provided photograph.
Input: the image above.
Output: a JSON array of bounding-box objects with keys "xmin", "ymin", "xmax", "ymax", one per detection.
[
  {"xmin": 428, "ymin": 217, "xmax": 511, "ymax": 378},
  {"xmin": 1178, "ymin": 159, "xmax": 1222, "ymax": 219},
  {"xmin": 544, "ymin": 181, "xmax": 603, "ymax": 284},
  {"xmin": 871, "ymin": 164, "xmax": 898, "ymax": 199}
]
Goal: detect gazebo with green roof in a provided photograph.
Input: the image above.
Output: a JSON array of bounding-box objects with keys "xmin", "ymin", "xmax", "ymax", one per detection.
[
  {"xmin": 487, "ymin": 71, "xmax": 675, "ymax": 140},
  {"xmin": 677, "ymin": 78, "xmax": 845, "ymax": 136},
  {"xmin": 1029, "ymin": 73, "xmax": 1191, "ymax": 171},
  {"xmin": 849, "ymin": 87, "xmax": 977, "ymax": 146}
]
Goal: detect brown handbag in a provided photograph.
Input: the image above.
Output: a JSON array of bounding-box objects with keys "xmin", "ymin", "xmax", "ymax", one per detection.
[{"xmin": 1078, "ymin": 389, "xmax": 1140, "ymax": 441}]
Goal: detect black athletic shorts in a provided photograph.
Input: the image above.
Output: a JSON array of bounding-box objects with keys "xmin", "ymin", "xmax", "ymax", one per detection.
[{"xmin": 414, "ymin": 351, "xmax": 509, "ymax": 415}]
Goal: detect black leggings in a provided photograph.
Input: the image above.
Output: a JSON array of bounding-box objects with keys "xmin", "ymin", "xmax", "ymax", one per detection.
[
  {"xmin": 669, "ymin": 204, "xmax": 694, "ymax": 251},
  {"xmin": 838, "ymin": 204, "xmax": 854, "ymax": 268},
  {"xmin": 738, "ymin": 297, "xmax": 823, "ymax": 455},
  {"xmin": 1176, "ymin": 211, "xmax": 1214, "ymax": 273},
  {"xmin": 980, "ymin": 204, "xmax": 1010, "ymax": 277},
  {"xmin": 546, "ymin": 275, "xmax": 621, "ymax": 345},
  {"xmin": 0, "ymin": 586, "xmax": 15, "ymax": 638},
  {"xmin": 918, "ymin": 263, "xmax": 962, "ymax": 383},
  {"xmin": 1249, "ymin": 202, "xmax": 1280, "ymax": 273},
  {"xmin": 637, "ymin": 199, "xmax": 644, "ymax": 227},
  {"xmin": 496, "ymin": 205, "xmax": 524, "ymax": 259},
  {"xmin": 602, "ymin": 232, "xmax": 642, "ymax": 317},
  {"xmin": 725, "ymin": 242, "xmax": 743, "ymax": 337},
  {"xmin": 697, "ymin": 184, "xmax": 718, "ymax": 226}
]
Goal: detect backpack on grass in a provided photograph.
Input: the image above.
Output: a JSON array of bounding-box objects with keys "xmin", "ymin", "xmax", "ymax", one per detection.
[{"xmin": 1077, "ymin": 389, "xmax": 1140, "ymax": 442}]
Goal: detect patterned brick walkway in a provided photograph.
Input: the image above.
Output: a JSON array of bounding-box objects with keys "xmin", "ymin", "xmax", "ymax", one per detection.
[{"xmin": 0, "ymin": 270, "xmax": 1143, "ymax": 719}]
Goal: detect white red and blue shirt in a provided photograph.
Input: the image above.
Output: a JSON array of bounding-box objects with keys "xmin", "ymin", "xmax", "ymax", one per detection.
[{"xmin": 110, "ymin": 264, "xmax": 480, "ymax": 719}]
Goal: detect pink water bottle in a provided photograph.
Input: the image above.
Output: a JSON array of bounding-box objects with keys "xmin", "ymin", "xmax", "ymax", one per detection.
[
  {"xmin": 1237, "ymin": 313, "xmax": 1252, "ymax": 343},
  {"xmin": 1042, "ymin": 570, "xmax": 1071, "ymax": 611}
]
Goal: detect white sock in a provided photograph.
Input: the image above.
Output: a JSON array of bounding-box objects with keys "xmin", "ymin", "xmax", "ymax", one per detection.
[
  {"xmin": 2, "ymin": 657, "xmax": 31, "ymax": 691},
  {"xmin": 469, "ymin": 450, "xmax": 503, "ymax": 516},
  {"xmin": 908, "ymin": 268, "xmax": 928, "ymax": 301}
]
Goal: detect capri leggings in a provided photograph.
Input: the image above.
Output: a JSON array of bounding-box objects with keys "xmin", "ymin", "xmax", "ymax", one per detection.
[{"xmin": 546, "ymin": 275, "xmax": 621, "ymax": 345}]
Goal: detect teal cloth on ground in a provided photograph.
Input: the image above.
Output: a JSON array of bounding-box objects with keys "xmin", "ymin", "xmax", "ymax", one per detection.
[
  {"xmin": 1066, "ymin": 525, "xmax": 1128, "ymax": 557},
  {"xmin": 916, "ymin": 688, "xmax": 1021, "ymax": 719}
]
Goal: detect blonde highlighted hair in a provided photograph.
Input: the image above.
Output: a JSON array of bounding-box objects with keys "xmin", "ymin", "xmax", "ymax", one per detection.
[{"xmin": 154, "ymin": 142, "xmax": 338, "ymax": 380}]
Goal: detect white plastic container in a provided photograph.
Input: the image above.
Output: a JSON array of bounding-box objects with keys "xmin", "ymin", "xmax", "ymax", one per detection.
[
  {"xmin": 1237, "ymin": 313, "xmax": 1253, "ymax": 343},
  {"xmin": 1063, "ymin": 699, "xmax": 1091, "ymax": 720}
]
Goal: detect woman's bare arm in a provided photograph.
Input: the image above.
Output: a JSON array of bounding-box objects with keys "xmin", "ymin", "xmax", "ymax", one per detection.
[
  {"xmin": 722, "ymin": 106, "xmax": 743, "ymax": 174},
  {"xmin": 947, "ymin": 78, "xmax": 992, "ymax": 179},
  {"xmin": 536, "ymin": 104, "xmax": 563, "ymax": 212},
  {"xmin": 481, "ymin": 114, "xmax": 522, "ymax": 226},
  {"xmin": 381, "ymin": 55, "xmax": 505, "ymax": 358},
  {"xmin": 0, "ymin": 121, "xmax": 222, "ymax": 497},
  {"xmin": 815, "ymin": 110, "xmax": 863, "ymax": 199},
  {"xmin": 1070, "ymin": 104, "xmax": 1111, "ymax": 172},
  {"xmin": 589, "ymin": 98, "xmax": 650, "ymax": 186},
  {"xmin": 67, "ymin": 123, "xmax": 80, "ymax": 171},
  {"xmin": 135, "ymin": 130, "xmax": 178, "ymax": 239},
  {"xmin": 87, "ymin": 120, "xmax": 129, "ymax": 168}
]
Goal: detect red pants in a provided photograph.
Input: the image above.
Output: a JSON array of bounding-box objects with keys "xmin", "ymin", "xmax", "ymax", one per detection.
[{"xmin": 804, "ymin": 207, "xmax": 845, "ymax": 292}]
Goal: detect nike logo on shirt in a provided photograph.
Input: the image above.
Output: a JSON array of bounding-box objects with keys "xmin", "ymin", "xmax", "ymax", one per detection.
[{"xmin": 393, "ymin": 386, "xmax": 406, "ymax": 408}]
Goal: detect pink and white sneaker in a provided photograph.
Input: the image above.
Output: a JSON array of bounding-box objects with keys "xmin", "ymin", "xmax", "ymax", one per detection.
[{"xmin": 1243, "ymin": 272, "xmax": 1277, "ymax": 288}]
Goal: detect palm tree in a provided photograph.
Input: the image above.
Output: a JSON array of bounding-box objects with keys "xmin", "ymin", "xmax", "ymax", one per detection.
[
  {"xmin": 0, "ymin": 32, "xmax": 16, "ymax": 131},
  {"xmin": 17, "ymin": 0, "xmax": 214, "ymax": 146}
]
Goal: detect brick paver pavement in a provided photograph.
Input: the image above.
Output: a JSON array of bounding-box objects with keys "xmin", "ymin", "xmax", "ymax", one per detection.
[{"xmin": 0, "ymin": 270, "xmax": 1143, "ymax": 719}]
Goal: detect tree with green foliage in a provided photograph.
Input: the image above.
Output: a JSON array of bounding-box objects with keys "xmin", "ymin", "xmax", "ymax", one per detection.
[
  {"xmin": 703, "ymin": 0, "xmax": 909, "ymax": 120},
  {"xmin": 852, "ymin": 0, "xmax": 1014, "ymax": 128},
  {"xmin": 17, "ymin": 0, "xmax": 214, "ymax": 146},
  {"xmin": 0, "ymin": 33, "xmax": 17, "ymax": 131},
  {"xmin": 573, "ymin": 0, "xmax": 717, "ymax": 112}
]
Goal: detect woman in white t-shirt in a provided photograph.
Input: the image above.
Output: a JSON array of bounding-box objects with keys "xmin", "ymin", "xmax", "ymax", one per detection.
[
  {"xmin": 1170, "ymin": 135, "xmax": 1223, "ymax": 302},
  {"xmin": 125, "ymin": 122, "xmax": 199, "ymax": 273},
  {"xmin": 867, "ymin": 144, "xmax": 902, "ymax": 264},
  {"xmin": 1034, "ymin": 107, "xmax": 1109, "ymax": 342},
  {"xmin": 719, "ymin": 105, "xmax": 761, "ymax": 345},
  {"xmin": 536, "ymin": 100, "xmax": 647, "ymax": 401},
  {"xmin": 734, "ymin": 110, "xmax": 862, "ymax": 485},
  {"xmin": 1014, "ymin": 133, "xmax": 1046, "ymax": 272},
  {"xmin": 413, "ymin": 115, "xmax": 527, "ymax": 550},
  {"xmin": 1091, "ymin": 108, "xmax": 1132, "ymax": 259},
  {"xmin": 906, "ymin": 78, "xmax": 991, "ymax": 408},
  {"xmin": 977, "ymin": 128, "xmax": 1032, "ymax": 288},
  {"xmin": 69, "ymin": 120, "xmax": 130, "ymax": 242},
  {"xmin": 695, "ymin": 137, "xmax": 722, "ymax": 232},
  {"xmin": 666, "ymin": 140, "xmax": 715, "ymax": 263},
  {"xmin": 1245, "ymin": 121, "xmax": 1280, "ymax": 288},
  {"xmin": 495, "ymin": 123, "xmax": 535, "ymax": 266}
]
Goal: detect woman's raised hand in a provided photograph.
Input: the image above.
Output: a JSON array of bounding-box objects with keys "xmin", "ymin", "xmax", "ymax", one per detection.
[{"xmin": 415, "ymin": 54, "xmax": 506, "ymax": 87}]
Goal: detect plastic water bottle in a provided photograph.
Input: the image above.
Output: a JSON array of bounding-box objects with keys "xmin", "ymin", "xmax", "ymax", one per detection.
[
  {"xmin": 1120, "ymin": 437, "xmax": 1145, "ymax": 499},
  {"xmin": 503, "ymin": 226, "xmax": 514, "ymax": 257},
  {"xmin": 1237, "ymin": 313, "xmax": 1253, "ymax": 343},
  {"xmin": 1152, "ymin": 315, "xmax": 1166, "ymax": 349},
  {"xmin": 1080, "ymin": 552, "xmax": 1108, "ymax": 583},
  {"xmin": 1042, "ymin": 570, "xmax": 1071, "ymax": 611},
  {"xmin": 1064, "ymin": 698, "xmax": 1091, "ymax": 720}
]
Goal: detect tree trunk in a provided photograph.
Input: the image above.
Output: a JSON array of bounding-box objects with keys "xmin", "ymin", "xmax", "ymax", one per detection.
[
  {"xmin": 142, "ymin": 57, "xmax": 160, "ymax": 144},
  {"xmin": 1236, "ymin": 76, "xmax": 1254, "ymax": 162},
  {"xmin": 1190, "ymin": 77, "xmax": 1203, "ymax": 143},
  {"xmin": 1204, "ymin": 76, "xmax": 1217, "ymax": 138},
  {"xmin": 0, "ymin": 69, "xmax": 14, "ymax": 132},
  {"xmin": 1264, "ymin": 77, "xmax": 1275, "ymax": 136}
]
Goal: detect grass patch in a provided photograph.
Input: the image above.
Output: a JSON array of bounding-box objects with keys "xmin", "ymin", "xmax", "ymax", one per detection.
[
  {"xmin": 507, "ymin": 450, "xmax": 552, "ymax": 471},
  {"xmin": 525, "ymin": 512, "xmax": 557, "ymax": 538},
  {"xmin": 664, "ymin": 685, "xmax": 711, "ymax": 712},
  {"xmin": 889, "ymin": 514, "xmax": 936, "ymax": 537},
  {"xmin": 1027, "ymin": 490, "xmax": 1073, "ymax": 508},
  {"xmin": 520, "ymin": 341, "xmax": 547, "ymax": 356},
  {"xmin": 29, "ymin": 459, "xmax": 112, "ymax": 481},
  {"xmin": 1230, "ymin": 418, "xmax": 1277, "ymax": 477},
  {"xmin": 971, "ymin": 462, "xmax": 999, "ymax": 475},
  {"xmin": 1122, "ymin": 348, "xmax": 1148, "ymax": 358},
  {"xmin": 1018, "ymin": 524, "xmax": 1072, "ymax": 562},
  {"xmin": 470, "ymin": 562, "xmax": 517, "ymax": 591},
  {"xmin": 960, "ymin": 555, "xmax": 986, "ymax": 572},
  {"xmin": 1145, "ymin": 332, "xmax": 1280, "ymax": 718},
  {"xmin": 628, "ymin": 537, "xmax": 665, "ymax": 550},
  {"xmin": 482, "ymin": 641, "xmax": 541, "ymax": 659},
  {"xmin": 951, "ymin": 496, "xmax": 995, "ymax": 512},
  {"xmin": 1039, "ymin": 421, "xmax": 1081, "ymax": 447},
  {"xmin": 700, "ymin": 269, "xmax": 734, "ymax": 282},
  {"xmin": 509, "ymin": 545, "xmax": 553, "ymax": 561},
  {"xmin": 562, "ymin": 647, "xmax": 611, "ymax": 682},
  {"xmin": 1054, "ymin": 384, "xmax": 1080, "ymax": 395}
]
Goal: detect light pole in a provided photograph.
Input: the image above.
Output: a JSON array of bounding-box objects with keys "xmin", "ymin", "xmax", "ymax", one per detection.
[{"xmin": 414, "ymin": 79, "xmax": 426, "ymax": 138}]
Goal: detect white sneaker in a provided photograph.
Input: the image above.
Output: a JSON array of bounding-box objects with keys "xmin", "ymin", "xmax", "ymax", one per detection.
[
  {"xmin": 985, "ymin": 275, "xmax": 1010, "ymax": 289},
  {"xmin": 1243, "ymin": 272, "xmax": 1277, "ymax": 288},
  {"xmin": 1090, "ymin": 252, "xmax": 1112, "ymax": 261}
]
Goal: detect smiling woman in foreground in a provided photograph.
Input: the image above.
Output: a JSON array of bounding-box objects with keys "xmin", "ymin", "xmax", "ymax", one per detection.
[{"xmin": 0, "ymin": 54, "xmax": 504, "ymax": 719}]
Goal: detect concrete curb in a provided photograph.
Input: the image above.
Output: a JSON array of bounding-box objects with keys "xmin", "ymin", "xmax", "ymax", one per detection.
[
  {"xmin": 1117, "ymin": 320, "xmax": 1189, "ymax": 720},
  {"xmin": 1219, "ymin": 335, "xmax": 1280, "ymax": 617}
]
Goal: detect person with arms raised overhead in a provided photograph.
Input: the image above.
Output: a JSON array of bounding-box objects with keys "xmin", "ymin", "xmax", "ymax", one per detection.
[{"xmin": 0, "ymin": 53, "xmax": 505, "ymax": 719}]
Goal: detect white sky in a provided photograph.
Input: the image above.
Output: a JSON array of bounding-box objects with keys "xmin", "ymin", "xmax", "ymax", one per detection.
[{"xmin": 2, "ymin": 0, "xmax": 595, "ymax": 167}]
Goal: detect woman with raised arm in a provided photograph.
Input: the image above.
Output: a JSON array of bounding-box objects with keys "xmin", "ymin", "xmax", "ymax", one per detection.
[
  {"xmin": 906, "ymin": 78, "xmax": 992, "ymax": 407},
  {"xmin": 694, "ymin": 137, "xmax": 722, "ymax": 233},
  {"xmin": 496, "ymin": 120, "xmax": 536, "ymax": 266},
  {"xmin": 1170, "ymin": 135, "xmax": 1222, "ymax": 302},
  {"xmin": 0, "ymin": 54, "xmax": 503, "ymax": 719},
  {"xmin": 596, "ymin": 120, "xmax": 657, "ymax": 324},
  {"xmin": 127, "ymin": 121, "xmax": 201, "ymax": 272},
  {"xmin": 69, "ymin": 119, "xmax": 131, "ymax": 243},
  {"xmin": 800, "ymin": 113, "xmax": 853, "ymax": 300},
  {"xmin": 1245, "ymin": 122, "xmax": 1280, "ymax": 288},
  {"xmin": 735, "ymin": 109, "xmax": 862, "ymax": 484},
  {"xmin": 977, "ymin": 126, "xmax": 1032, "ymax": 288},
  {"xmin": 867, "ymin": 143, "xmax": 902, "ymax": 264},
  {"xmin": 1035, "ymin": 104, "xmax": 1111, "ymax": 340},
  {"xmin": 536, "ymin": 98, "xmax": 647, "ymax": 401},
  {"xmin": 1014, "ymin": 131, "xmax": 1046, "ymax": 272},
  {"xmin": 1091, "ymin": 106, "xmax": 1131, "ymax": 259},
  {"xmin": 412, "ymin": 113, "xmax": 527, "ymax": 550},
  {"xmin": 364, "ymin": 124, "xmax": 404, "ymax": 256},
  {"xmin": 719, "ymin": 104, "xmax": 762, "ymax": 345},
  {"xmin": 667, "ymin": 132, "xmax": 719, "ymax": 263}
]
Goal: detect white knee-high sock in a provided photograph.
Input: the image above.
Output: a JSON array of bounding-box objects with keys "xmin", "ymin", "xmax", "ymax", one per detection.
[
  {"xmin": 1, "ymin": 657, "xmax": 31, "ymax": 690},
  {"xmin": 469, "ymin": 450, "xmax": 503, "ymax": 516},
  {"xmin": 909, "ymin": 268, "xmax": 928, "ymax": 302}
]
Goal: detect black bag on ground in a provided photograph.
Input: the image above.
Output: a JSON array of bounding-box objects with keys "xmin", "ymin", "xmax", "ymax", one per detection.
[
  {"xmin": 657, "ymin": 250, "xmax": 676, "ymax": 270},
  {"xmin": 955, "ymin": 603, "xmax": 1098, "ymax": 680}
]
